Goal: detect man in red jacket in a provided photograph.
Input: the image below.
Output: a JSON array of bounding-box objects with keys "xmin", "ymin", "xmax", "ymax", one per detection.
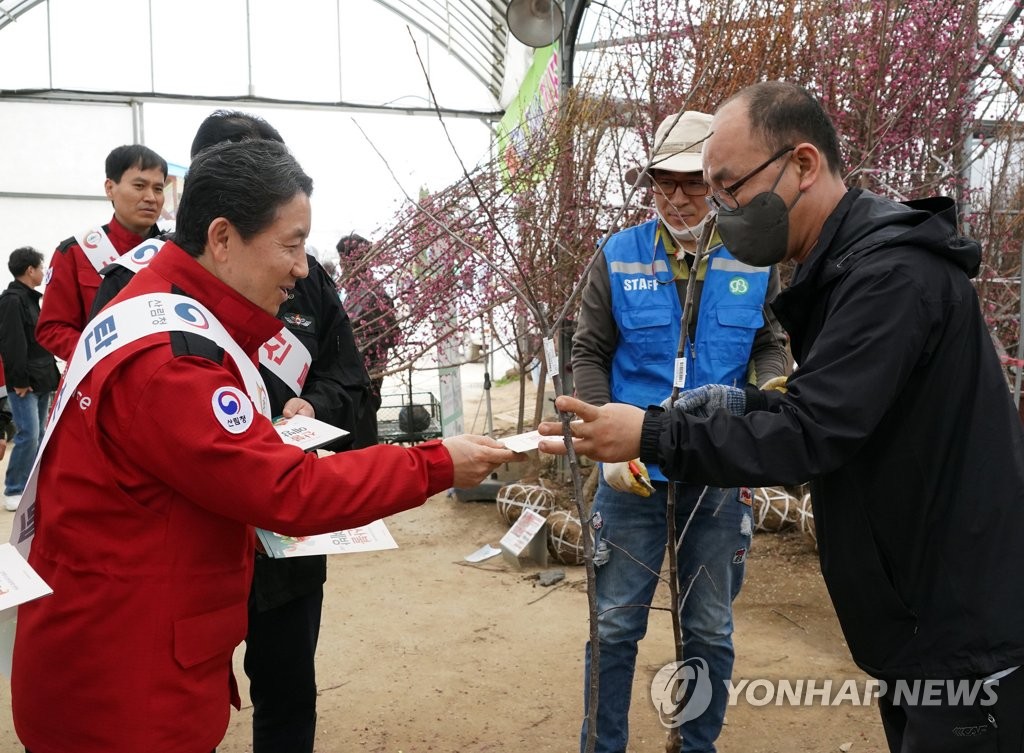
[
  {"xmin": 36, "ymin": 144, "xmax": 167, "ymax": 362},
  {"xmin": 11, "ymin": 139, "xmax": 519, "ymax": 753}
]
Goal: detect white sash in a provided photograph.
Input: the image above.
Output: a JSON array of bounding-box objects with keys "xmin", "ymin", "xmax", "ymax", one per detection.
[
  {"xmin": 9, "ymin": 293, "xmax": 270, "ymax": 559},
  {"xmin": 107, "ymin": 239, "xmax": 311, "ymax": 395},
  {"xmin": 74, "ymin": 226, "xmax": 122, "ymax": 275},
  {"xmin": 109, "ymin": 238, "xmax": 166, "ymax": 271},
  {"xmin": 259, "ymin": 327, "xmax": 310, "ymax": 394}
]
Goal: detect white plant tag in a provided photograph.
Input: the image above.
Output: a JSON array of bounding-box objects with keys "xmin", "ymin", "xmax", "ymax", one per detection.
[
  {"xmin": 543, "ymin": 337, "xmax": 558, "ymax": 379},
  {"xmin": 673, "ymin": 357, "xmax": 687, "ymax": 389}
]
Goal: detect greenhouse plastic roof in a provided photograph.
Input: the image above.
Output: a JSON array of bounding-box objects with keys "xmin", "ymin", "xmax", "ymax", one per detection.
[
  {"xmin": 0, "ymin": 1, "xmax": 1019, "ymax": 122},
  {"xmin": 0, "ymin": 0, "xmax": 529, "ymax": 117}
]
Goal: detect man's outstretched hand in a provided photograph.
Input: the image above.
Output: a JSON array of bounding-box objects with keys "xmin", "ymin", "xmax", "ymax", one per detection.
[
  {"xmin": 536, "ymin": 395, "xmax": 645, "ymax": 463},
  {"xmin": 442, "ymin": 434, "xmax": 526, "ymax": 488}
]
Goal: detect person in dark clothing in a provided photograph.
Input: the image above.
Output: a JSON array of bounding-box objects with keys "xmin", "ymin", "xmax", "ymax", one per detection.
[
  {"xmin": 241, "ymin": 248, "xmax": 369, "ymax": 753},
  {"xmin": 0, "ymin": 247, "xmax": 60, "ymax": 512},
  {"xmin": 90, "ymin": 110, "xmax": 373, "ymax": 753},
  {"xmin": 538, "ymin": 81, "xmax": 1024, "ymax": 753},
  {"xmin": 335, "ymin": 233, "xmax": 398, "ymax": 448},
  {"xmin": 0, "ymin": 361, "xmax": 14, "ymax": 459}
]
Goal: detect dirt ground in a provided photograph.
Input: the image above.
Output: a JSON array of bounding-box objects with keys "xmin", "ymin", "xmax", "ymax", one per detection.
[{"xmin": 0, "ymin": 370, "xmax": 889, "ymax": 752}]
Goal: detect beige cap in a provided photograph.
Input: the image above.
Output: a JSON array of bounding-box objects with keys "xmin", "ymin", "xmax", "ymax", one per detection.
[{"xmin": 625, "ymin": 110, "xmax": 713, "ymax": 186}]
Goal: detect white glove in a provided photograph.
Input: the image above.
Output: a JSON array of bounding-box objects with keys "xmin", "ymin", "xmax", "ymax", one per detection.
[{"xmin": 603, "ymin": 459, "xmax": 655, "ymax": 497}]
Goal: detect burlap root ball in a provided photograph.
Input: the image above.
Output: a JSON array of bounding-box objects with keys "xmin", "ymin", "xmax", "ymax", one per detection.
[
  {"xmin": 752, "ymin": 487, "xmax": 801, "ymax": 532},
  {"xmin": 495, "ymin": 482, "xmax": 555, "ymax": 526},
  {"xmin": 546, "ymin": 509, "xmax": 586, "ymax": 565}
]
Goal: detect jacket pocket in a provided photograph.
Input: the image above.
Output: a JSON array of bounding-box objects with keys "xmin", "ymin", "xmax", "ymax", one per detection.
[
  {"xmin": 823, "ymin": 539, "xmax": 919, "ymax": 674},
  {"xmin": 173, "ymin": 601, "xmax": 248, "ymax": 669},
  {"xmin": 27, "ymin": 357, "xmax": 59, "ymax": 393},
  {"xmin": 709, "ymin": 305, "xmax": 764, "ymax": 367},
  {"xmin": 619, "ymin": 306, "xmax": 675, "ymax": 351},
  {"xmin": 716, "ymin": 305, "xmax": 764, "ymax": 329},
  {"xmin": 76, "ymin": 264, "xmax": 102, "ymax": 291}
]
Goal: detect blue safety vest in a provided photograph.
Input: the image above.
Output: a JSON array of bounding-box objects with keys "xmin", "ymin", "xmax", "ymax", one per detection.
[{"xmin": 606, "ymin": 219, "xmax": 769, "ymax": 408}]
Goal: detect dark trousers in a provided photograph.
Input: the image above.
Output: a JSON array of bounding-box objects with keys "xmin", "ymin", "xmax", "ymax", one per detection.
[
  {"xmin": 244, "ymin": 586, "xmax": 324, "ymax": 753},
  {"xmin": 879, "ymin": 667, "xmax": 1024, "ymax": 752}
]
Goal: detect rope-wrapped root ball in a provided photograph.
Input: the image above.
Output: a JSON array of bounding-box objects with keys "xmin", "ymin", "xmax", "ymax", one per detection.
[
  {"xmin": 752, "ymin": 486, "xmax": 801, "ymax": 532},
  {"xmin": 495, "ymin": 482, "xmax": 555, "ymax": 526},
  {"xmin": 546, "ymin": 508, "xmax": 586, "ymax": 566}
]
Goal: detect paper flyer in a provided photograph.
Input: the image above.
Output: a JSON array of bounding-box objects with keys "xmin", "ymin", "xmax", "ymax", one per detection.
[
  {"xmin": 257, "ymin": 519, "xmax": 398, "ymax": 558},
  {"xmin": 272, "ymin": 414, "xmax": 349, "ymax": 452},
  {"xmin": 0, "ymin": 543, "xmax": 52, "ymax": 618}
]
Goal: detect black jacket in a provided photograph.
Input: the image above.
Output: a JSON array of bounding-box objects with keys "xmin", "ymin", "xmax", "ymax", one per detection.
[
  {"xmin": 254, "ymin": 257, "xmax": 375, "ymax": 610},
  {"xmin": 94, "ymin": 251, "xmax": 374, "ymax": 611},
  {"xmin": 641, "ymin": 189, "xmax": 1024, "ymax": 679},
  {"xmin": 0, "ymin": 280, "xmax": 60, "ymax": 393}
]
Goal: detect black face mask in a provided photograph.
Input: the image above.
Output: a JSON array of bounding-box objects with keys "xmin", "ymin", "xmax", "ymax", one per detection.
[{"xmin": 714, "ymin": 163, "xmax": 801, "ymax": 267}]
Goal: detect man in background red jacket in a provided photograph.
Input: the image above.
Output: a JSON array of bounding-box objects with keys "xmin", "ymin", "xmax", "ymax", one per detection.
[{"xmin": 35, "ymin": 144, "xmax": 167, "ymax": 362}]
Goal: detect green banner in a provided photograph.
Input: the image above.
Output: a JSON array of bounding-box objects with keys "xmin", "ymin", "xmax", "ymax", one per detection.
[{"xmin": 496, "ymin": 43, "xmax": 560, "ymax": 183}]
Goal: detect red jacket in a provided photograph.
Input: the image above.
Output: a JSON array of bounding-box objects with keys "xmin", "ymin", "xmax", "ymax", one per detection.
[
  {"xmin": 35, "ymin": 215, "xmax": 159, "ymax": 362},
  {"xmin": 12, "ymin": 243, "xmax": 454, "ymax": 753}
]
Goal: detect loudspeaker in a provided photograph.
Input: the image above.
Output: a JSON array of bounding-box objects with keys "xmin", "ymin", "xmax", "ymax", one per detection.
[{"xmin": 505, "ymin": 0, "xmax": 564, "ymax": 48}]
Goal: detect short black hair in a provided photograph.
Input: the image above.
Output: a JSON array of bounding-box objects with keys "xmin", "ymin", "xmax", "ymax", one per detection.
[
  {"xmin": 174, "ymin": 140, "xmax": 313, "ymax": 257},
  {"xmin": 728, "ymin": 82, "xmax": 844, "ymax": 176},
  {"xmin": 9, "ymin": 246, "xmax": 43, "ymax": 278},
  {"xmin": 190, "ymin": 109, "xmax": 285, "ymax": 159},
  {"xmin": 336, "ymin": 233, "xmax": 370, "ymax": 258},
  {"xmin": 105, "ymin": 144, "xmax": 168, "ymax": 182}
]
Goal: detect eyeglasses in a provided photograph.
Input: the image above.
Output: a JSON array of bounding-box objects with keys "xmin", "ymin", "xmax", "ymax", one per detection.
[
  {"xmin": 650, "ymin": 174, "xmax": 710, "ymax": 198},
  {"xmin": 706, "ymin": 146, "xmax": 795, "ymax": 211}
]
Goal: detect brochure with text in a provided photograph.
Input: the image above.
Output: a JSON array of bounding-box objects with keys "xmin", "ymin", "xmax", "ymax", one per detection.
[
  {"xmin": 272, "ymin": 414, "xmax": 349, "ymax": 452},
  {"xmin": 257, "ymin": 519, "xmax": 398, "ymax": 558}
]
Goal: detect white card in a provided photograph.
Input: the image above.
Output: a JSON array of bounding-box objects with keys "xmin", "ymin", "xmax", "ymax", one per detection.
[
  {"xmin": 464, "ymin": 543, "xmax": 502, "ymax": 563},
  {"xmin": 499, "ymin": 420, "xmax": 582, "ymax": 453},
  {"xmin": 499, "ymin": 430, "xmax": 543, "ymax": 453}
]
